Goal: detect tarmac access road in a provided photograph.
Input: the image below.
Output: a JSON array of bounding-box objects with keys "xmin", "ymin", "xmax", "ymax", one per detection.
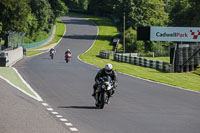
[
  {"xmin": 14, "ymin": 16, "xmax": 200, "ymax": 133},
  {"xmin": 0, "ymin": 79, "xmax": 70, "ymax": 133}
]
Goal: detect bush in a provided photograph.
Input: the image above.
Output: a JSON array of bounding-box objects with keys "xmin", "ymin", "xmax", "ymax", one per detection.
[{"xmin": 125, "ymin": 27, "xmax": 145, "ymax": 53}]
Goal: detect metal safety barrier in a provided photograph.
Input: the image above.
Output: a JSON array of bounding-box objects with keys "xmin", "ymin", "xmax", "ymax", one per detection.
[{"xmin": 114, "ymin": 53, "xmax": 171, "ymax": 72}]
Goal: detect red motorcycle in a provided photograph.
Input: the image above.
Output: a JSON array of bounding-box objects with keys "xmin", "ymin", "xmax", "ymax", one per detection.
[{"xmin": 65, "ymin": 53, "xmax": 71, "ymax": 63}]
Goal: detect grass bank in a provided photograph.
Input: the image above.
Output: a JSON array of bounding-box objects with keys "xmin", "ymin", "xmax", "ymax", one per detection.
[
  {"xmin": 71, "ymin": 13, "xmax": 200, "ymax": 92},
  {"xmin": 145, "ymin": 57, "xmax": 170, "ymax": 62}
]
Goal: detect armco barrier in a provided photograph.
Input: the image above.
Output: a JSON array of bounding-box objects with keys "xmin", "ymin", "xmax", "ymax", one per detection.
[
  {"xmin": 99, "ymin": 51, "xmax": 114, "ymax": 59},
  {"xmin": 114, "ymin": 53, "xmax": 171, "ymax": 72}
]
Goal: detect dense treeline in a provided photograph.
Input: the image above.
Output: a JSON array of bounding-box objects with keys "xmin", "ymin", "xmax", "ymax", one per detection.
[
  {"xmin": 1, "ymin": 0, "xmax": 200, "ymax": 54},
  {"xmin": 65, "ymin": 0, "xmax": 200, "ymax": 55},
  {"xmin": 0, "ymin": 0, "xmax": 68, "ymax": 46},
  {"xmin": 67, "ymin": 0, "xmax": 200, "ymax": 28}
]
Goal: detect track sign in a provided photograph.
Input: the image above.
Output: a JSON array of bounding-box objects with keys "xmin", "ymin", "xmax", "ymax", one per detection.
[{"xmin": 137, "ymin": 26, "xmax": 200, "ymax": 42}]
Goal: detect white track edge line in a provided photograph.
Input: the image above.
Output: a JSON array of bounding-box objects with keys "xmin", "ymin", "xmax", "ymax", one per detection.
[
  {"xmin": 0, "ymin": 76, "xmax": 42, "ymax": 101},
  {"xmin": 12, "ymin": 67, "xmax": 43, "ymax": 101},
  {"xmin": 118, "ymin": 71, "xmax": 200, "ymax": 94}
]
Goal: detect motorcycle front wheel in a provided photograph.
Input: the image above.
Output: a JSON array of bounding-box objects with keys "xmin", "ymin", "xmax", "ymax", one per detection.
[{"xmin": 96, "ymin": 92, "xmax": 105, "ymax": 109}]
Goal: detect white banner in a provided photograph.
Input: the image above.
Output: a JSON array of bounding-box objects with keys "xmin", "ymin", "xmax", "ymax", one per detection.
[{"xmin": 150, "ymin": 27, "xmax": 200, "ymax": 42}]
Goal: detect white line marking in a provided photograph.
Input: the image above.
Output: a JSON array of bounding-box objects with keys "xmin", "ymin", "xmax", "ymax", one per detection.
[
  {"xmin": 60, "ymin": 118, "xmax": 68, "ymax": 122},
  {"xmin": 0, "ymin": 76, "xmax": 43, "ymax": 101},
  {"xmin": 117, "ymin": 71, "xmax": 200, "ymax": 94},
  {"xmin": 56, "ymin": 115, "xmax": 63, "ymax": 118},
  {"xmin": 65, "ymin": 123, "xmax": 73, "ymax": 126},
  {"xmin": 42, "ymin": 103, "xmax": 48, "ymax": 106},
  {"xmin": 77, "ymin": 19, "xmax": 99, "ymax": 65},
  {"xmin": 47, "ymin": 108, "xmax": 53, "ymax": 111},
  {"xmin": 52, "ymin": 112, "xmax": 59, "ymax": 115},
  {"xmin": 69, "ymin": 127, "xmax": 79, "ymax": 132},
  {"xmin": 13, "ymin": 67, "xmax": 43, "ymax": 101}
]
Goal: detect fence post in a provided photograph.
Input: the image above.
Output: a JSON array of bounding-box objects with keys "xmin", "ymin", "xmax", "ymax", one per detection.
[
  {"xmin": 125, "ymin": 55, "xmax": 127, "ymax": 63},
  {"xmin": 120, "ymin": 54, "xmax": 122, "ymax": 62},
  {"xmin": 179, "ymin": 48, "xmax": 183, "ymax": 72},
  {"xmin": 156, "ymin": 61, "xmax": 159, "ymax": 70},
  {"xmin": 189, "ymin": 47, "xmax": 194, "ymax": 71},
  {"xmin": 144, "ymin": 58, "xmax": 147, "ymax": 67},
  {"xmin": 183, "ymin": 47, "xmax": 189, "ymax": 72},
  {"xmin": 150, "ymin": 60, "xmax": 153, "ymax": 68}
]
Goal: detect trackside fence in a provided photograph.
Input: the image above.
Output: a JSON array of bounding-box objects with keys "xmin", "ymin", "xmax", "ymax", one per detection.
[
  {"xmin": 113, "ymin": 53, "xmax": 171, "ymax": 72},
  {"xmin": 99, "ymin": 51, "xmax": 171, "ymax": 72},
  {"xmin": 99, "ymin": 50, "xmax": 114, "ymax": 59}
]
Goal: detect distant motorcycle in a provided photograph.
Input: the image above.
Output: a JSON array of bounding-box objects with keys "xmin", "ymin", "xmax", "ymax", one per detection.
[
  {"xmin": 65, "ymin": 53, "xmax": 71, "ymax": 63},
  {"xmin": 50, "ymin": 51, "xmax": 55, "ymax": 59},
  {"xmin": 94, "ymin": 76, "xmax": 114, "ymax": 109}
]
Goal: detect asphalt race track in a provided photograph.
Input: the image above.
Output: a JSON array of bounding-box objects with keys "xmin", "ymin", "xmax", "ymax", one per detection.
[{"xmin": 14, "ymin": 16, "xmax": 200, "ymax": 133}]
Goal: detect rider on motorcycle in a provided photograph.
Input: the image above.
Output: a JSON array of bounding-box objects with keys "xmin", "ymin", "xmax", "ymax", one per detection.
[
  {"xmin": 50, "ymin": 47, "xmax": 56, "ymax": 55},
  {"xmin": 92, "ymin": 63, "xmax": 118, "ymax": 97},
  {"xmin": 65, "ymin": 49, "xmax": 71, "ymax": 55}
]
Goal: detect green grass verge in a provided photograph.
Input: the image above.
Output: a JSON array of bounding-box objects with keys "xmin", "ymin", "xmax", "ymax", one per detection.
[
  {"xmin": 71, "ymin": 13, "xmax": 200, "ymax": 92},
  {"xmin": 0, "ymin": 67, "xmax": 36, "ymax": 96},
  {"xmin": 193, "ymin": 66, "xmax": 200, "ymax": 76},
  {"xmin": 144, "ymin": 57, "xmax": 170, "ymax": 62},
  {"xmin": 26, "ymin": 51, "xmax": 41, "ymax": 56},
  {"xmin": 49, "ymin": 19, "xmax": 65, "ymax": 45}
]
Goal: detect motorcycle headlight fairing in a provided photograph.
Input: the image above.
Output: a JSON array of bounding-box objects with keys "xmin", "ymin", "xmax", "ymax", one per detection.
[{"xmin": 101, "ymin": 84, "xmax": 106, "ymax": 89}]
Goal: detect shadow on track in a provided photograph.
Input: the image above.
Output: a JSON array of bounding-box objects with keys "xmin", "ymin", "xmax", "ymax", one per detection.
[{"xmin": 58, "ymin": 106, "xmax": 97, "ymax": 110}]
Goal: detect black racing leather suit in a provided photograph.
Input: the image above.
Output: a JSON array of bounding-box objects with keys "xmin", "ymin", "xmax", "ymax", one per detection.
[
  {"xmin": 50, "ymin": 48, "xmax": 55, "ymax": 54},
  {"xmin": 65, "ymin": 50, "xmax": 71, "ymax": 55},
  {"xmin": 93, "ymin": 68, "xmax": 118, "ymax": 96}
]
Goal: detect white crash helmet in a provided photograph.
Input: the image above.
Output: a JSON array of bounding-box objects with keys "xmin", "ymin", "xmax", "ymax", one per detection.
[{"xmin": 105, "ymin": 63, "xmax": 113, "ymax": 74}]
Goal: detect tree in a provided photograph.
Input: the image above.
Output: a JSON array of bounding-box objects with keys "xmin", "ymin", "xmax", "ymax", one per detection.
[
  {"xmin": 142, "ymin": 0, "xmax": 169, "ymax": 26},
  {"xmin": 188, "ymin": 1, "xmax": 200, "ymax": 26},
  {"xmin": 167, "ymin": 0, "xmax": 200, "ymax": 27},
  {"xmin": 115, "ymin": 0, "xmax": 169, "ymax": 53},
  {"xmin": 125, "ymin": 27, "xmax": 145, "ymax": 53},
  {"xmin": 48, "ymin": 0, "xmax": 69, "ymax": 23},
  {"xmin": 64, "ymin": 0, "xmax": 88, "ymax": 10},
  {"xmin": 88, "ymin": 0, "xmax": 120, "ymax": 16},
  {"xmin": 0, "ymin": 0, "xmax": 31, "ymax": 47},
  {"xmin": 29, "ymin": 0, "xmax": 54, "ymax": 34},
  {"xmin": 167, "ymin": 0, "xmax": 191, "ymax": 26}
]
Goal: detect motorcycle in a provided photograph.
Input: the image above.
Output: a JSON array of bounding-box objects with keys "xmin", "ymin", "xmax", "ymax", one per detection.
[
  {"xmin": 95, "ymin": 76, "xmax": 114, "ymax": 109},
  {"xmin": 50, "ymin": 51, "xmax": 55, "ymax": 59},
  {"xmin": 65, "ymin": 53, "xmax": 71, "ymax": 63}
]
